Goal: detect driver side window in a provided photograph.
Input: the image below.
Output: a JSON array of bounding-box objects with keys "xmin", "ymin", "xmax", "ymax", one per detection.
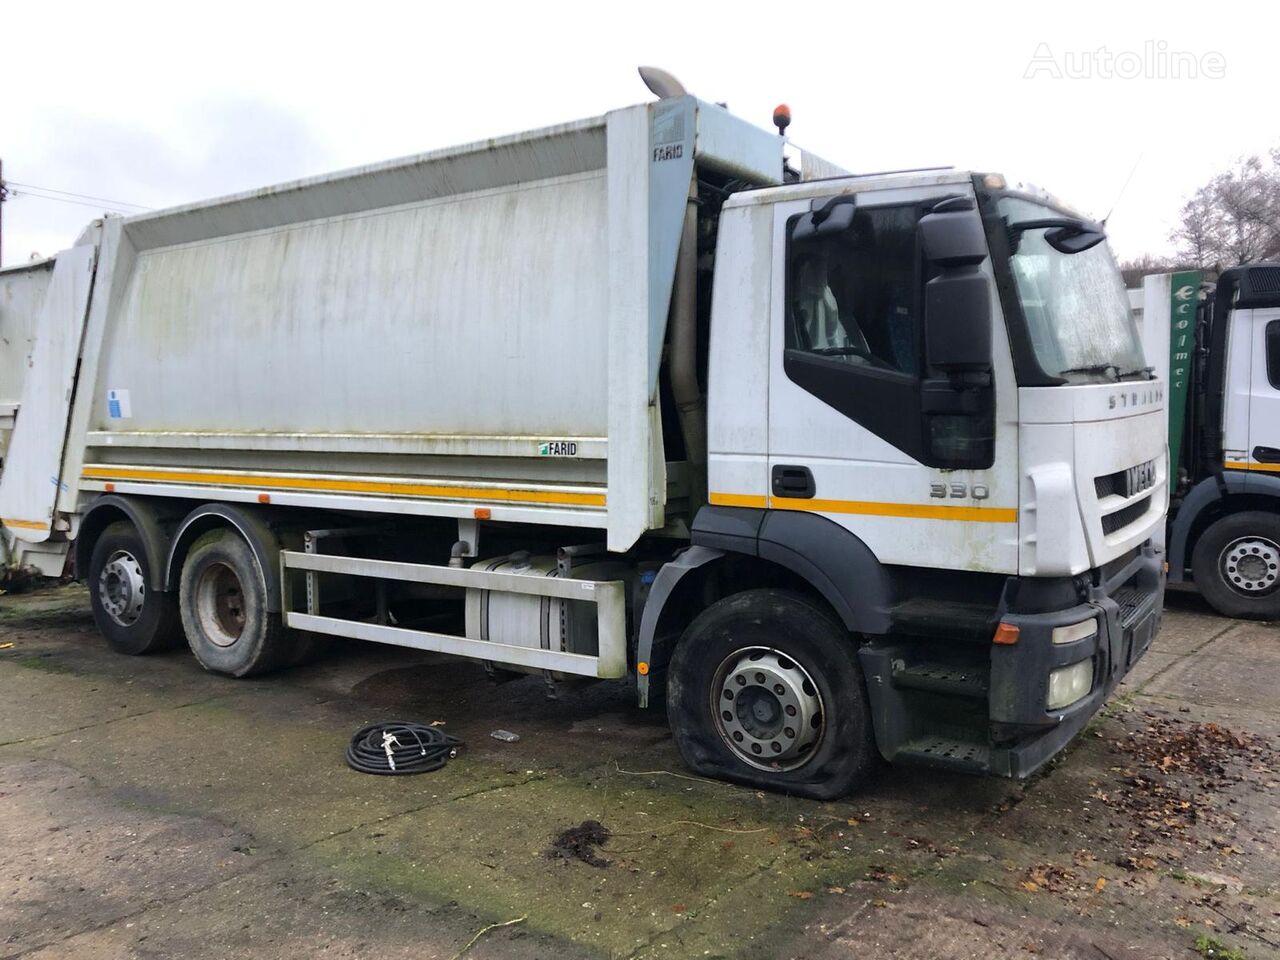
[{"xmin": 786, "ymin": 205, "xmax": 920, "ymax": 375}]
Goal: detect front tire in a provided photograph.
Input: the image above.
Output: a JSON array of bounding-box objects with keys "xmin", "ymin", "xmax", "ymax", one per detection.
[
  {"xmin": 87, "ymin": 521, "xmax": 183, "ymax": 655},
  {"xmin": 1191, "ymin": 511, "xmax": 1280, "ymax": 620},
  {"xmin": 666, "ymin": 589, "xmax": 879, "ymax": 799},
  {"xmin": 180, "ymin": 529, "xmax": 291, "ymax": 676}
]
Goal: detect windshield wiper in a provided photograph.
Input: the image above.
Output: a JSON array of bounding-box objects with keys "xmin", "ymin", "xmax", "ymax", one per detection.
[
  {"xmin": 1058, "ymin": 363, "xmax": 1120, "ymax": 380},
  {"xmin": 1118, "ymin": 365, "xmax": 1155, "ymax": 380}
]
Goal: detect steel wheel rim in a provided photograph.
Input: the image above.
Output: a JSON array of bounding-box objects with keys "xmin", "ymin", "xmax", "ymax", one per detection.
[
  {"xmin": 710, "ymin": 645, "xmax": 825, "ymax": 771},
  {"xmin": 1219, "ymin": 536, "xmax": 1280, "ymax": 596},
  {"xmin": 195, "ymin": 561, "xmax": 247, "ymax": 647},
  {"xmin": 98, "ymin": 550, "xmax": 146, "ymax": 627}
]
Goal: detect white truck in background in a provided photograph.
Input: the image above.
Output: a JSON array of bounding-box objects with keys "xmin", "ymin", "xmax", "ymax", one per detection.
[
  {"xmin": 1140, "ymin": 264, "xmax": 1280, "ymax": 618},
  {"xmin": 0, "ymin": 70, "xmax": 1167, "ymax": 797}
]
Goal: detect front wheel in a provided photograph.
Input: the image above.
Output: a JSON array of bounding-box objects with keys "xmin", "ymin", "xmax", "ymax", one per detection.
[
  {"xmin": 666, "ymin": 589, "xmax": 879, "ymax": 799},
  {"xmin": 1191, "ymin": 511, "xmax": 1280, "ymax": 620}
]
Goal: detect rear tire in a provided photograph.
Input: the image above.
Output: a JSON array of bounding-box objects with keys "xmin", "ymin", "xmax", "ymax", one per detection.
[
  {"xmin": 1191, "ymin": 511, "xmax": 1280, "ymax": 620},
  {"xmin": 180, "ymin": 529, "xmax": 291, "ymax": 676},
  {"xmin": 666, "ymin": 589, "xmax": 879, "ymax": 799},
  {"xmin": 87, "ymin": 521, "xmax": 183, "ymax": 655}
]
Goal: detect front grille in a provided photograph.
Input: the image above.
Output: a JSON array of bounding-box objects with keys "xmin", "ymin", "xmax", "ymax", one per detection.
[
  {"xmin": 1101, "ymin": 496, "xmax": 1151, "ymax": 535},
  {"xmin": 1095, "ymin": 459, "xmax": 1156, "ymax": 500},
  {"xmin": 1094, "ymin": 470, "xmax": 1124, "ymax": 499}
]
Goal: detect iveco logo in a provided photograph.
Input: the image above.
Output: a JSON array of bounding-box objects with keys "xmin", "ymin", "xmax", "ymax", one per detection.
[{"xmin": 1125, "ymin": 460, "xmax": 1156, "ymax": 497}]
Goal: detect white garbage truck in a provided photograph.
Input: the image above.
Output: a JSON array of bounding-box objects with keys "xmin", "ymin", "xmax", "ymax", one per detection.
[
  {"xmin": 0, "ymin": 71, "xmax": 1167, "ymax": 797},
  {"xmin": 1140, "ymin": 264, "xmax": 1280, "ymax": 618}
]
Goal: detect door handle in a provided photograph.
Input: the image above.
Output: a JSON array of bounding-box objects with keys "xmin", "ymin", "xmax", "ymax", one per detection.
[
  {"xmin": 771, "ymin": 465, "xmax": 815, "ymax": 499},
  {"xmin": 1254, "ymin": 446, "xmax": 1280, "ymax": 464}
]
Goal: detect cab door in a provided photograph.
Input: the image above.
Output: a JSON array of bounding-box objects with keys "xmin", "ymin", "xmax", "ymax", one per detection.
[
  {"xmin": 766, "ymin": 185, "xmax": 1020, "ymax": 575},
  {"xmin": 1247, "ymin": 308, "xmax": 1280, "ymax": 467}
]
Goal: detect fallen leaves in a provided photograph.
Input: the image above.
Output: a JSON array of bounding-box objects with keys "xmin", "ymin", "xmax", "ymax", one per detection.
[
  {"xmin": 864, "ymin": 865, "xmax": 907, "ymax": 887},
  {"xmin": 787, "ymin": 890, "xmax": 813, "ymax": 899},
  {"xmin": 1021, "ymin": 863, "xmax": 1077, "ymax": 894}
]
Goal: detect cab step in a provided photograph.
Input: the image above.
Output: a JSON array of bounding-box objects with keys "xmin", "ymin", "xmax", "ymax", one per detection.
[
  {"xmin": 891, "ymin": 660, "xmax": 989, "ymax": 699},
  {"xmin": 894, "ymin": 736, "xmax": 991, "ymax": 774}
]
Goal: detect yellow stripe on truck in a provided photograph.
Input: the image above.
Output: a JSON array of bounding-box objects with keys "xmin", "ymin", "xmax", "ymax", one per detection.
[
  {"xmin": 710, "ymin": 491, "xmax": 1017, "ymax": 523},
  {"xmin": 708, "ymin": 491, "xmax": 770, "ymax": 509},
  {"xmin": 1224, "ymin": 460, "xmax": 1280, "ymax": 474},
  {"xmin": 2, "ymin": 518, "xmax": 50, "ymax": 530},
  {"xmin": 82, "ymin": 466, "xmax": 606, "ymax": 508}
]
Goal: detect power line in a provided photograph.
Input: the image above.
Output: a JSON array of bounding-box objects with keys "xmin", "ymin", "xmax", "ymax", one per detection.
[
  {"xmin": 7, "ymin": 189, "xmax": 139, "ymax": 215},
  {"xmin": 5, "ymin": 180, "xmax": 153, "ymax": 211}
]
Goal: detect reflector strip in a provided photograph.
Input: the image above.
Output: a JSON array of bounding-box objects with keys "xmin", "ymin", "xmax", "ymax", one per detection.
[{"xmin": 81, "ymin": 466, "xmax": 606, "ymax": 507}]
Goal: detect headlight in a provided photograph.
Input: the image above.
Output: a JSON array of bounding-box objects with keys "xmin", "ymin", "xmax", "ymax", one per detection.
[
  {"xmin": 1047, "ymin": 659, "xmax": 1093, "ymax": 710},
  {"xmin": 1052, "ymin": 618, "xmax": 1098, "ymax": 645}
]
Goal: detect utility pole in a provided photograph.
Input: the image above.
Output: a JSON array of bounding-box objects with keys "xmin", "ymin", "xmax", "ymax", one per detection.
[{"xmin": 0, "ymin": 157, "xmax": 7, "ymax": 266}]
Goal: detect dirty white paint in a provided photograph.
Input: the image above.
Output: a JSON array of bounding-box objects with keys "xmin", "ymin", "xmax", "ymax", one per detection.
[
  {"xmin": 0, "ymin": 244, "xmax": 96, "ymax": 541},
  {"xmin": 0, "ymin": 259, "xmax": 55, "ymax": 451}
]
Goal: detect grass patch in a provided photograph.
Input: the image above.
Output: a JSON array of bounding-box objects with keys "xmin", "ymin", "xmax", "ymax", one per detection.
[
  {"xmin": 1193, "ymin": 933, "xmax": 1247, "ymax": 959},
  {"xmin": 11, "ymin": 654, "xmax": 73, "ymax": 673}
]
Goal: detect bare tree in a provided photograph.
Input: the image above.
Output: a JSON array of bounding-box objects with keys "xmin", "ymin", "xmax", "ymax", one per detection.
[{"xmin": 1172, "ymin": 149, "xmax": 1280, "ymax": 268}]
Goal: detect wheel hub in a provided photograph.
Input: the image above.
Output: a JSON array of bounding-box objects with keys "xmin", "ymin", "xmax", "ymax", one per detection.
[
  {"xmin": 98, "ymin": 551, "xmax": 146, "ymax": 627},
  {"xmin": 195, "ymin": 562, "xmax": 247, "ymax": 647},
  {"xmin": 711, "ymin": 646, "xmax": 824, "ymax": 771},
  {"xmin": 1220, "ymin": 536, "xmax": 1280, "ymax": 595}
]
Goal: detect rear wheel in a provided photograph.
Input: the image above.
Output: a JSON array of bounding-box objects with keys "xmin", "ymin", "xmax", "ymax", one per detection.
[
  {"xmin": 87, "ymin": 521, "xmax": 183, "ymax": 655},
  {"xmin": 666, "ymin": 589, "xmax": 879, "ymax": 799},
  {"xmin": 1191, "ymin": 511, "xmax": 1280, "ymax": 620},
  {"xmin": 180, "ymin": 529, "xmax": 291, "ymax": 676}
]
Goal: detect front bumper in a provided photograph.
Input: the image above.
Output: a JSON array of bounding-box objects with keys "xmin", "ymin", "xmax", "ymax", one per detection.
[{"xmin": 988, "ymin": 541, "xmax": 1165, "ymax": 777}]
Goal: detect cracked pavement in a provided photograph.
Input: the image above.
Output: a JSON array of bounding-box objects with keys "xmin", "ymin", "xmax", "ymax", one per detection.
[{"xmin": 1, "ymin": 584, "xmax": 1276, "ymax": 959}]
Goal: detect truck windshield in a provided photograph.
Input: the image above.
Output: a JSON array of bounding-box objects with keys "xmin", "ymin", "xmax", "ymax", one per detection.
[{"xmin": 997, "ymin": 196, "xmax": 1147, "ymax": 383}]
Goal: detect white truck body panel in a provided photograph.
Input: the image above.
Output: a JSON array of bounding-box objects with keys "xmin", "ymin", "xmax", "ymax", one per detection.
[
  {"xmin": 706, "ymin": 170, "xmax": 1162, "ymax": 579},
  {"xmin": 1219, "ymin": 307, "xmax": 1252, "ymax": 461},
  {"xmin": 762, "ymin": 181, "xmax": 1021, "ymax": 576},
  {"xmin": 0, "ymin": 258, "xmax": 55, "ymax": 454},
  {"xmin": 1018, "ymin": 384, "xmax": 1167, "ymax": 574},
  {"xmin": 1244, "ymin": 306, "xmax": 1280, "ymax": 463},
  {"xmin": 9, "ymin": 98, "xmax": 786, "ymax": 554},
  {"xmin": 0, "ymin": 243, "xmax": 97, "ymax": 542}
]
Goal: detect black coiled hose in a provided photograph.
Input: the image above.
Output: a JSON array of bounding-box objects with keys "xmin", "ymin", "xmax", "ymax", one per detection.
[{"xmin": 346, "ymin": 721, "xmax": 463, "ymax": 775}]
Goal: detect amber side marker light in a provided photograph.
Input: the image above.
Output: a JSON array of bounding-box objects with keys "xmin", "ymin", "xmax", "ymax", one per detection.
[
  {"xmin": 992, "ymin": 622, "xmax": 1021, "ymax": 645},
  {"xmin": 637, "ymin": 661, "xmax": 650, "ymax": 676},
  {"xmin": 474, "ymin": 507, "xmax": 491, "ymax": 520}
]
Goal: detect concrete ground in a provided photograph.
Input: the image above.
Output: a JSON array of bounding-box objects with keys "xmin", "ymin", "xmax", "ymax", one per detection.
[{"xmin": 0, "ymin": 585, "xmax": 1276, "ymax": 960}]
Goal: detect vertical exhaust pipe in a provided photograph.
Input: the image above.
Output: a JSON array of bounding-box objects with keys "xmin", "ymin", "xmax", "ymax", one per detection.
[{"xmin": 669, "ymin": 174, "xmax": 706, "ymax": 509}]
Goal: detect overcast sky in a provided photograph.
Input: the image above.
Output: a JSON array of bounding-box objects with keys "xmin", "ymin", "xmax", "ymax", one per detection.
[{"xmin": 1, "ymin": 0, "xmax": 1274, "ymax": 269}]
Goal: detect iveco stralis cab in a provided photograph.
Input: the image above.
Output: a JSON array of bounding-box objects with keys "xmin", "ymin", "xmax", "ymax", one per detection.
[{"xmin": 0, "ymin": 80, "xmax": 1166, "ymax": 798}]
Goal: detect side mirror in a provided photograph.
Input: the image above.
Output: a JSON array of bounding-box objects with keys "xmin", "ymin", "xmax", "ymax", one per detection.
[
  {"xmin": 925, "ymin": 273, "xmax": 991, "ymax": 371},
  {"xmin": 919, "ymin": 203, "xmax": 988, "ymax": 268},
  {"xmin": 919, "ymin": 201, "xmax": 992, "ymax": 372}
]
